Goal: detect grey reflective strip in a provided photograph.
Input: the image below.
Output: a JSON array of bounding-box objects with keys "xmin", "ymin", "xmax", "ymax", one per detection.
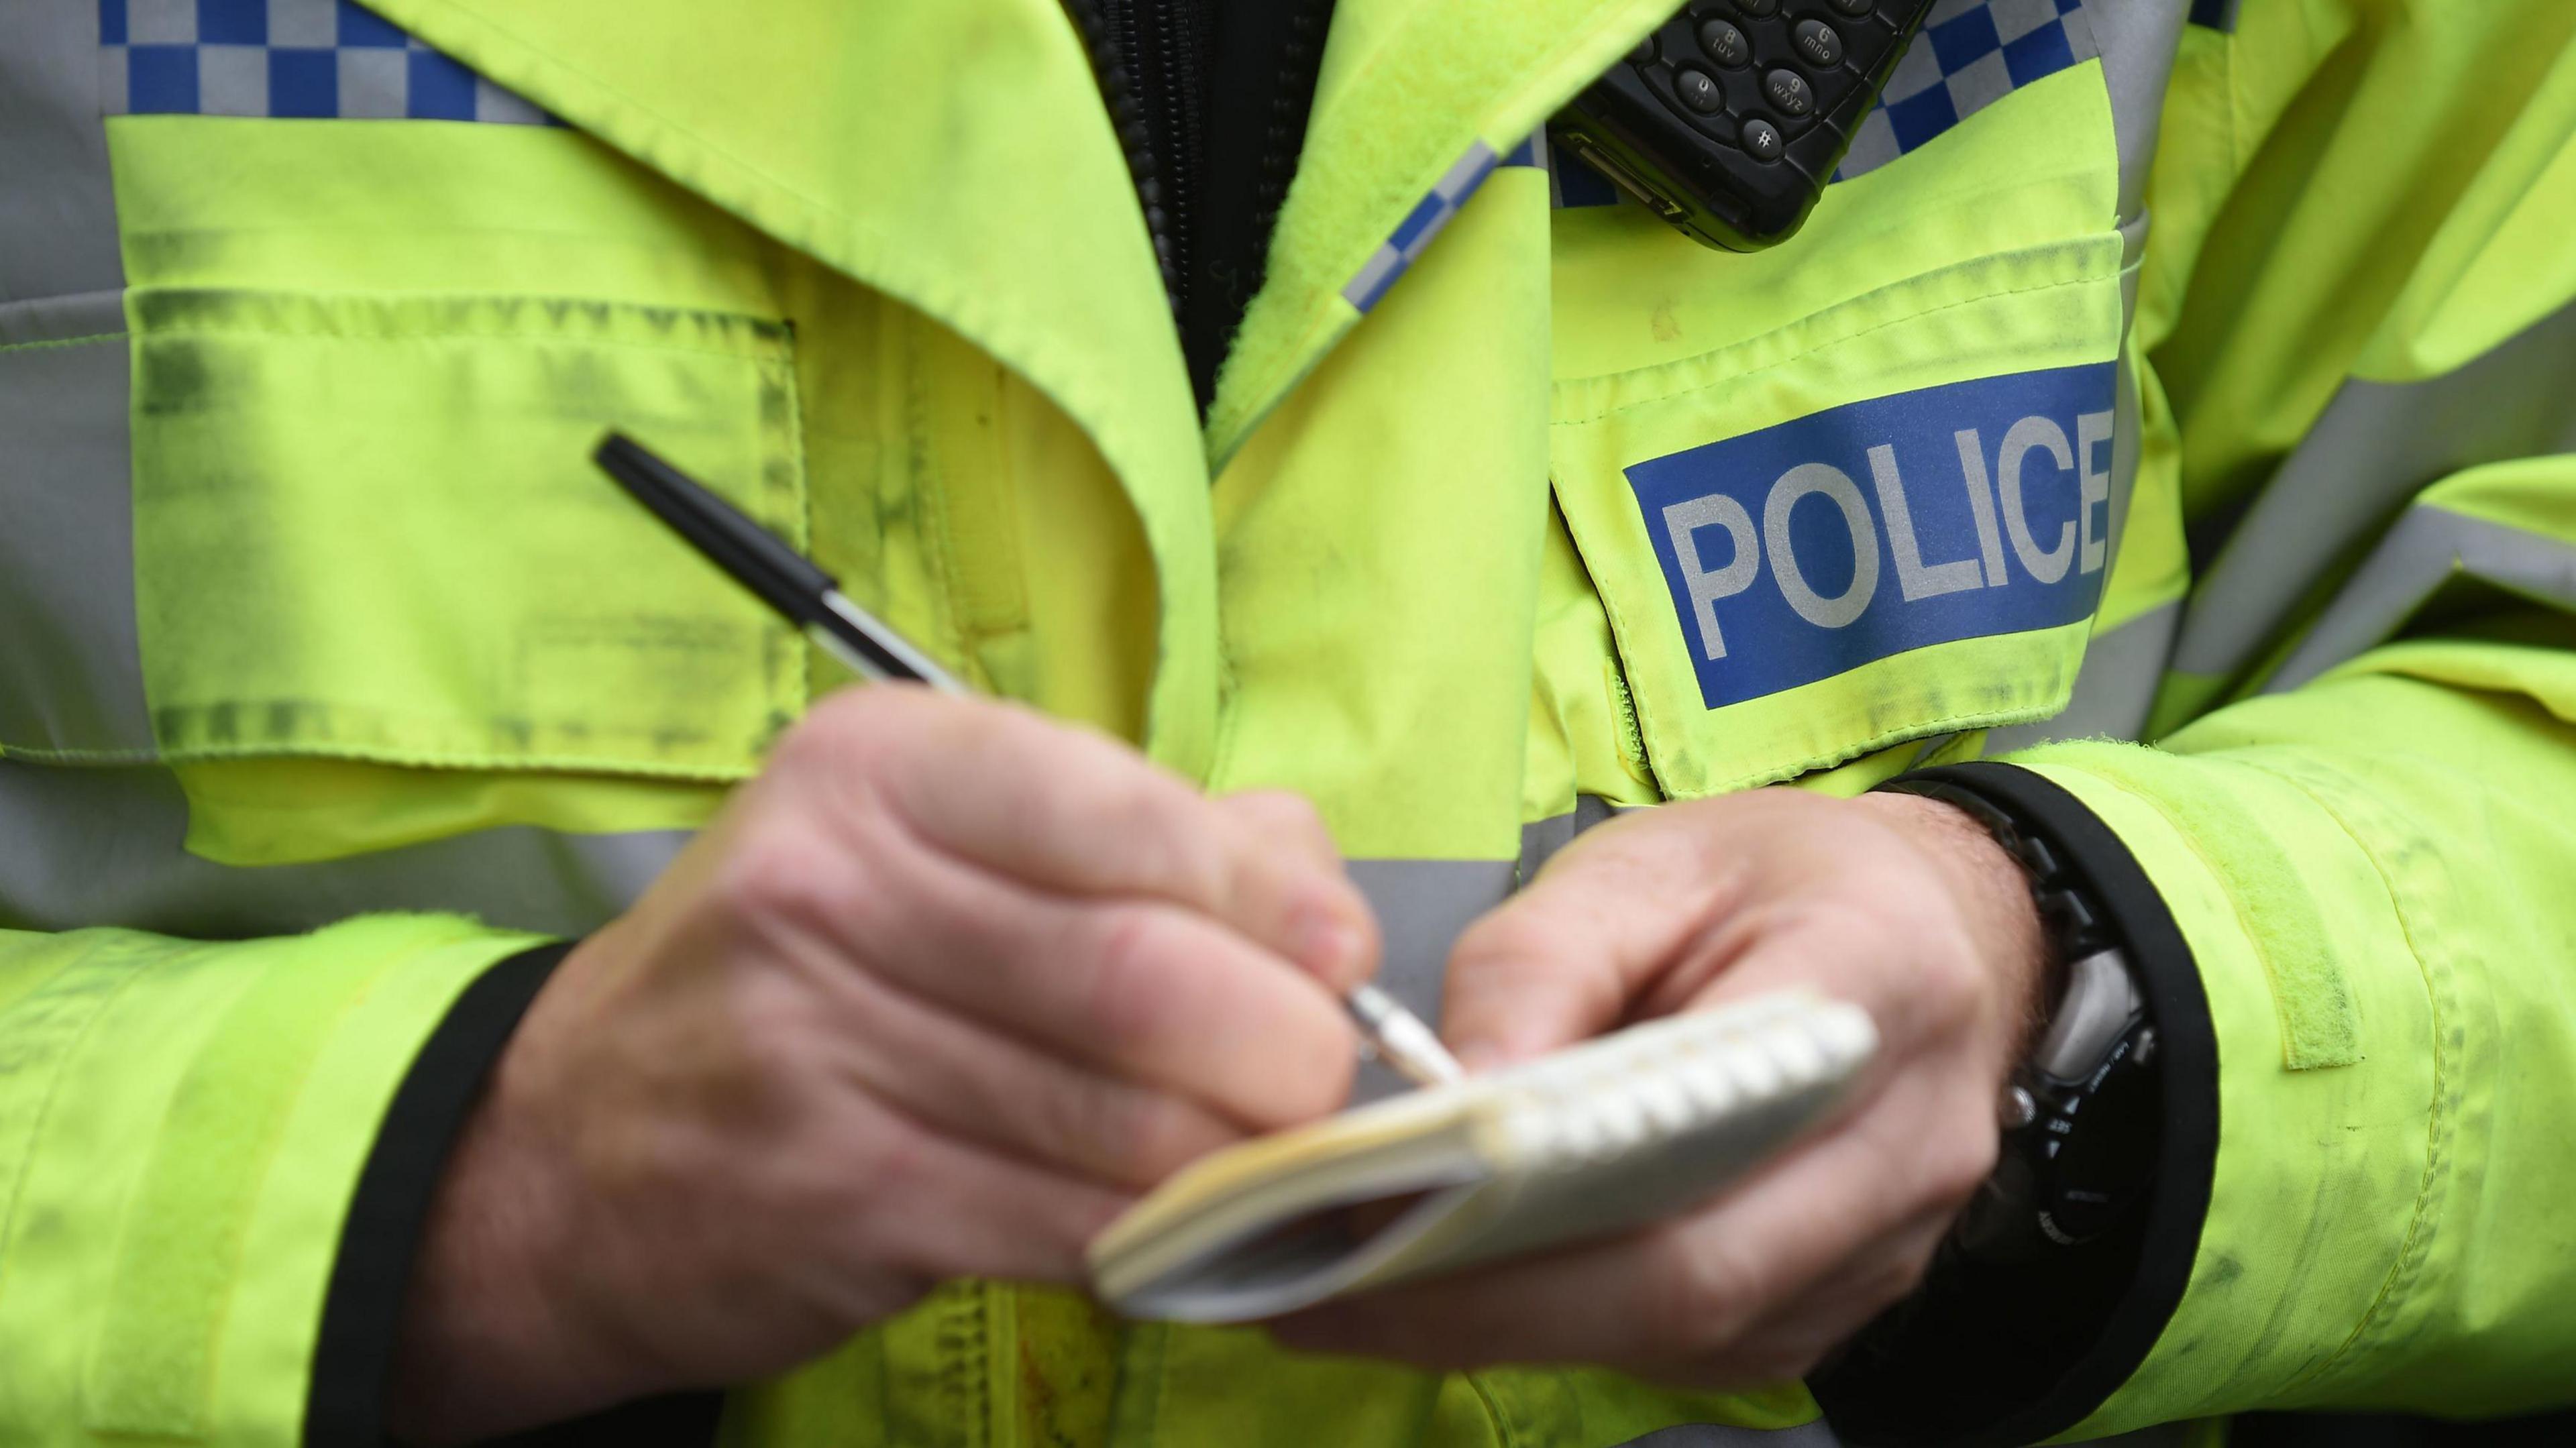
[
  {"xmin": 1342, "ymin": 856, "xmax": 1515, "ymax": 1103},
  {"xmin": 2174, "ymin": 298, "xmax": 2576, "ymax": 679},
  {"xmin": 2267, "ymin": 507, "xmax": 2576, "ymax": 693},
  {"xmin": 2090, "ymin": 0, "xmax": 2188, "ymax": 221},
  {"xmin": 2106, "ymin": 335, "xmax": 2142, "ymax": 569},
  {"xmin": 0, "ymin": 759, "xmax": 688, "ymax": 938},
  {"xmin": 1611, "ymin": 1417, "xmax": 1841, "ymax": 1448},
  {"xmin": 1515, "ymin": 793, "xmax": 1621, "ymax": 885},
  {"xmin": 0, "ymin": 0, "xmax": 125, "ymax": 302},
  {"xmin": 1984, "ymin": 598, "xmax": 2178, "ymax": 749},
  {"xmin": 0, "ymin": 290, "xmax": 156, "ymax": 757}
]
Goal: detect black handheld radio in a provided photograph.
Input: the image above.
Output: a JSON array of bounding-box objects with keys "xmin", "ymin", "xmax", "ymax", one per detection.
[{"xmin": 1550, "ymin": 0, "xmax": 1940, "ymax": 251}]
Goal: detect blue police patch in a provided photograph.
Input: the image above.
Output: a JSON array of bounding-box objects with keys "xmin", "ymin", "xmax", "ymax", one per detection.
[{"xmin": 1625, "ymin": 363, "xmax": 2116, "ymax": 710}]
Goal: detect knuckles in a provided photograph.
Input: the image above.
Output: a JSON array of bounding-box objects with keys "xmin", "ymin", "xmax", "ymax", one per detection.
[
  {"xmin": 1085, "ymin": 773, "xmax": 1232, "ymax": 905},
  {"xmin": 1653, "ymin": 1231, "xmax": 1768, "ymax": 1361},
  {"xmin": 1035, "ymin": 1079, "xmax": 1223, "ymax": 1188},
  {"xmin": 1081, "ymin": 906, "xmax": 1192, "ymax": 1056},
  {"xmin": 708, "ymin": 818, "xmax": 863, "ymax": 942}
]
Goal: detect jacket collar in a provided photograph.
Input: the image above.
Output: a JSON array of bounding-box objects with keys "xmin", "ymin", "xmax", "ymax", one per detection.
[{"xmin": 369, "ymin": 0, "xmax": 1672, "ymax": 763}]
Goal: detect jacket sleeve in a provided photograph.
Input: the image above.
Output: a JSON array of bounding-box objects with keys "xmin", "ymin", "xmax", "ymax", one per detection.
[
  {"xmin": 2025, "ymin": 636, "xmax": 2576, "ymax": 1433},
  {"xmin": 0, "ymin": 915, "xmax": 562, "ymax": 1445},
  {"xmin": 1819, "ymin": 630, "xmax": 2576, "ymax": 1445}
]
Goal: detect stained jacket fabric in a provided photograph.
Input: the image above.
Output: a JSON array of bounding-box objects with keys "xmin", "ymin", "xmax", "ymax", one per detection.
[{"xmin": 1, "ymin": 0, "xmax": 2573, "ymax": 1445}]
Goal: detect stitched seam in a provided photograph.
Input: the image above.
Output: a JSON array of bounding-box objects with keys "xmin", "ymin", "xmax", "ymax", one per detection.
[
  {"xmin": 0, "ymin": 332, "xmax": 126, "ymax": 353},
  {"xmin": 765, "ymin": 341, "xmax": 814, "ymax": 721},
  {"xmin": 151, "ymin": 738, "xmax": 757, "ymax": 781},
  {"xmin": 2232, "ymin": 754, "xmax": 2453, "ymax": 1392},
  {"xmin": 133, "ymin": 319, "xmax": 786, "ymax": 365},
  {"xmin": 1673, "ymin": 695, "xmax": 2065, "ymax": 798},
  {"xmin": 0, "ymin": 743, "xmax": 162, "ymax": 765},
  {"xmin": 1558, "ymin": 266, "xmax": 2112, "ymax": 426},
  {"xmin": 1461, "ymin": 1370, "xmax": 1521, "ymax": 1448}
]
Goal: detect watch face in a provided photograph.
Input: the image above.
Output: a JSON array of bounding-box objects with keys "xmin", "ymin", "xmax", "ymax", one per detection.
[
  {"xmin": 1951, "ymin": 1020, "xmax": 2159, "ymax": 1264},
  {"xmin": 2033, "ymin": 1025, "xmax": 2160, "ymax": 1247}
]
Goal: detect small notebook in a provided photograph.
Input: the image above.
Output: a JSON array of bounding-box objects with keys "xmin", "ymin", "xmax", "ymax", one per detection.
[{"xmin": 1088, "ymin": 991, "xmax": 1877, "ymax": 1323}]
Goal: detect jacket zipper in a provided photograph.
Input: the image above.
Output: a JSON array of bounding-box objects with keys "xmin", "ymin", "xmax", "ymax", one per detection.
[
  {"xmin": 1067, "ymin": 0, "xmax": 1335, "ymax": 411},
  {"xmin": 1063, "ymin": 0, "xmax": 1203, "ymax": 321}
]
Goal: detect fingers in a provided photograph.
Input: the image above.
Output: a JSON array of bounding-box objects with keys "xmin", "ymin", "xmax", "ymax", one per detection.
[
  {"xmin": 789, "ymin": 689, "xmax": 1377, "ymax": 991},
  {"xmin": 1709, "ymin": 1208, "xmax": 1955, "ymax": 1384},
  {"xmin": 815, "ymin": 955, "xmax": 1246, "ymax": 1189},
  {"xmin": 731, "ymin": 810, "xmax": 1356, "ymax": 1130},
  {"xmin": 1211, "ymin": 789, "xmax": 1381, "ymax": 993},
  {"xmin": 827, "ymin": 1093, "xmax": 1135, "ymax": 1287},
  {"xmin": 1273, "ymin": 1089, "xmax": 1968, "ymax": 1375},
  {"xmin": 1439, "ymin": 810, "xmax": 1746, "ymax": 1068}
]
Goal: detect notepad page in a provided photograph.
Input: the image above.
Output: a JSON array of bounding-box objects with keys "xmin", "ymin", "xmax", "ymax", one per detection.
[{"xmin": 1091, "ymin": 992, "xmax": 1878, "ymax": 1321}]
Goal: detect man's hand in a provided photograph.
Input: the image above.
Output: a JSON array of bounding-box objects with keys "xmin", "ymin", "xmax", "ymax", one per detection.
[
  {"xmin": 1273, "ymin": 787, "xmax": 2048, "ymax": 1386},
  {"xmin": 388, "ymin": 688, "xmax": 1377, "ymax": 1442}
]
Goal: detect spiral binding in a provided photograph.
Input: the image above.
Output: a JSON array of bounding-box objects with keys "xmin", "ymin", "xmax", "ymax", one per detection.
[{"xmin": 1499, "ymin": 995, "xmax": 1877, "ymax": 1171}]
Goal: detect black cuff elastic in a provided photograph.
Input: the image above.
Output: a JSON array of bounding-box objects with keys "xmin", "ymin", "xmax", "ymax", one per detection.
[
  {"xmin": 307, "ymin": 940, "xmax": 571, "ymax": 1448},
  {"xmin": 1813, "ymin": 762, "xmax": 2218, "ymax": 1448}
]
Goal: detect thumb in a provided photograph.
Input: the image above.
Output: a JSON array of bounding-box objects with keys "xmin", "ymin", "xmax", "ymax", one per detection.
[{"xmin": 1440, "ymin": 816, "xmax": 1735, "ymax": 1070}]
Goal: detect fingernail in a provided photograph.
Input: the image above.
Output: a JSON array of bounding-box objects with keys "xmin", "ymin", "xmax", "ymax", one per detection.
[
  {"xmin": 1293, "ymin": 907, "xmax": 1364, "ymax": 980},
  {"xmin": 1452, "ymin": 1040, "xmax": 1509, "ymax": 1075}
]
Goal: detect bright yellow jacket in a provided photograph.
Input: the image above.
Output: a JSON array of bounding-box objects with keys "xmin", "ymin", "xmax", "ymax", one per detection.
[{"xmin": 1, "ymin": 0, "xmax": 2573, "ymax": 1443}]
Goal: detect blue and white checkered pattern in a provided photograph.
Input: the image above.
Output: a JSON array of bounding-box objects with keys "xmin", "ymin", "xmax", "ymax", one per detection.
[
  {"xmin": 1551, "ymin": 0, "xmax": 2098, "ymax": 207},
  {"xmin": 1835, "ymin": 0, "xmax": 2095, "ymax": 179},
  {"xmin": 1340, "ymin": 140, "xmax": 1504, "ymax": 313},
  {"xmin": 98, "ymin": 0, "xmax": 557, "ymax": 124}
]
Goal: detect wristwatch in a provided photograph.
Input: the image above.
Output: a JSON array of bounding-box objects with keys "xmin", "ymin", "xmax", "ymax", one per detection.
[{"xmin": 1880, "ymin": 779, "xmax": 2163, "ymax": 1263}]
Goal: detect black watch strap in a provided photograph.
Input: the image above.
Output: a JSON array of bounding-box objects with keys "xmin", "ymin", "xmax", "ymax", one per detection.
[
  {"xmin": 1884, "ymin": 777, "xmax": 2159, "ymax": 1260},
  {"xmin": 1816, "ymin": 761, "xmax": 2219, "ymax": 1448},
  {"xmin": 1882, "ymin": 777, "xmax": 2118, "ymax": 965}
]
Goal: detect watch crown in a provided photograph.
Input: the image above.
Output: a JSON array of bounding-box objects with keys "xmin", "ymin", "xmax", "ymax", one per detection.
[{"xmin": 1999, "ymin": 1084, "xmax": 2039, "ymax": 1129}]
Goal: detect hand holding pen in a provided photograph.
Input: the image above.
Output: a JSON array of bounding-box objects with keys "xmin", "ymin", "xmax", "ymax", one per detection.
[{"xmin": 594, "ymin": 433, "xmax": 1464, "ymax": 1089}]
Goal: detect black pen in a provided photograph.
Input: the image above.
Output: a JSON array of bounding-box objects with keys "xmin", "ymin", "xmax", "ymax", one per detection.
[
  {"xmin": 594, "ymin": 433, "xmax": 967, "ymax": 695},
  {"xmin": 593, "ymin": 433, "xmax": 1466, "ymax": 1089}
]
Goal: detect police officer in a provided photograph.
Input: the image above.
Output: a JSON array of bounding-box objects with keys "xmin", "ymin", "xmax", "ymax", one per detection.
[{"xmin": 2, "ymin": 1, "xmax": 2571, "ymax": 1445}]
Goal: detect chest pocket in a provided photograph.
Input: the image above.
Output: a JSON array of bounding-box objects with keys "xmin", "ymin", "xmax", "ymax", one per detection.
[
  {"xmin": 1544, "ymin": 62, "xmax": 2125, "ymax": 798},
  {"xmin": 109, "ymin": 117, "xmax": 807, "ymax": 789}
]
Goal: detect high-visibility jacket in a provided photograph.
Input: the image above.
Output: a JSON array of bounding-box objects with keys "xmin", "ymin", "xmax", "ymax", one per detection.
[{"xmin": 3, "ymin": 0, "xmax": 2573, "ymax": 1444}]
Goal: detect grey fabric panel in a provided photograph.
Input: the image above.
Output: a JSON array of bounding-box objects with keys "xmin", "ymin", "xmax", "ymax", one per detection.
[
  {"xmin": 1612, "ymin": 1418, "xmax": 1842, "ymax": 1448},
  {"xmin": 1985, "ymin": 599, "xmax": 2180, "ymax": 749},
  {"xmin": 0, "ymin": 286, "xmax": 121, "ymax": 345},
  {"xmin": 0, "ymin": 0, "xmax": 125, "ymax": 302},
  {"xmin": 1342, "ymin": 856, "xmax": 1515, "ymax": 1103},
  {"xmin": 1515, "ymin": 792, "xmax": 1621, "ymax": 886},
  {"xmin": 2088, "ymin": 1, "xmax": 2188, "ymax": 219},
  {"xmin": 2267, "ymin": 507, "xmax": 2576, "ymax": 692},
  {"xmin": 1344, "ymin": 858, "xmax": 1516, "ymax": 1022},
  {"xmin": 0, "ymin": 290, "xmax": 156, "ymax": 755},
  {"xmin": 2173, "ymin": 299, "xmax": 2576, "ymax": 679},
  {"xmin": 0, "ymin": 758, "xmax": 689, "ymax": 938}
]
